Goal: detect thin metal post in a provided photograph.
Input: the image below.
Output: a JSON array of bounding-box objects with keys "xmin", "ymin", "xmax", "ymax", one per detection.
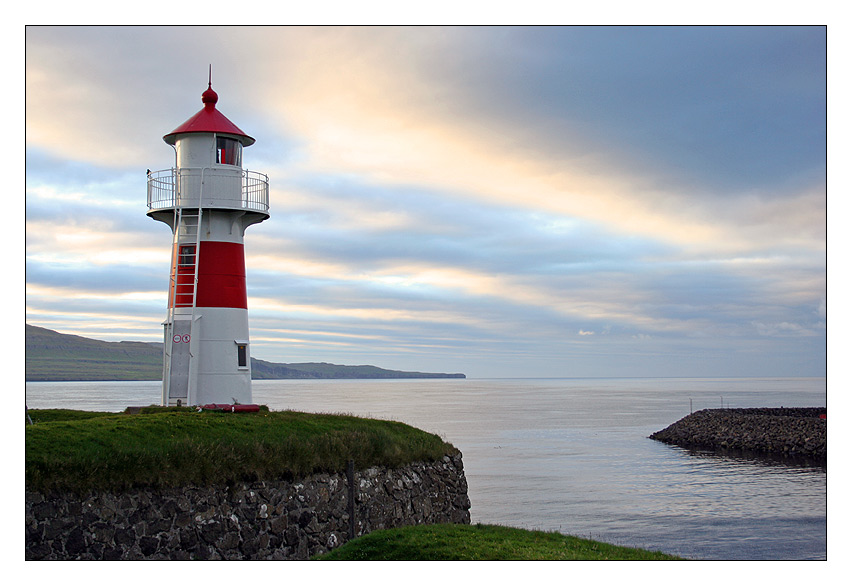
[{"xmin": 347, "ymin": 459, "xmax": 356, "ymax": 540}]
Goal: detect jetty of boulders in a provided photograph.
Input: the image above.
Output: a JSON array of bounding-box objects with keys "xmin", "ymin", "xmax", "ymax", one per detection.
[{"xmin": 650, "ymin": 407, "xmax": 825, "ymax": 464}]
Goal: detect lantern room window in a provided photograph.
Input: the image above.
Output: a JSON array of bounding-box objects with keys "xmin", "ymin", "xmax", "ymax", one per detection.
[{"xmin": 216, "ymin": 136, "xmax": 242, "ymax": 166}]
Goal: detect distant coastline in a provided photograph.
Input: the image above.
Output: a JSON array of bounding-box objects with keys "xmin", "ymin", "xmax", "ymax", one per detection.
[{"xmin": 25, "ymin": 324, "xmax": 465, "ymax": 381}]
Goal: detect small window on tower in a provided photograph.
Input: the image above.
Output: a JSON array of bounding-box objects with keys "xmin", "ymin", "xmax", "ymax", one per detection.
[
  {"xmin": 217, "ymin": 137, "xmax": 242, "ymax": 166},
  {"xmin": 178, "ymin": 245, "xmax": 196, "ymax": 267},
  {"xmin": 236, "ymin": 342, "xmax": 248, "ymax": 368}
]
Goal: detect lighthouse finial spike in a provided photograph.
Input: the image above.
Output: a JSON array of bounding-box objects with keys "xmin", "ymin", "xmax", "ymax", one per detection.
[{"xmin": 201, "ymin": 67, "xmax": 218, "ymax": 107}]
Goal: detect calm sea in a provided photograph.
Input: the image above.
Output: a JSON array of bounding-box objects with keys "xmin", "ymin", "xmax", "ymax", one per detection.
[{"xmin": 25, "ymin": 377, "xmax": 827, "ymax": 560}]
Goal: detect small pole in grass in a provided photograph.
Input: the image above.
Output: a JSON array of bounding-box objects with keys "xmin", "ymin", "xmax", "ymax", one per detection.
[{"xmin": 347, "ymin": 459, "xmax": 356, "ymax": 540}]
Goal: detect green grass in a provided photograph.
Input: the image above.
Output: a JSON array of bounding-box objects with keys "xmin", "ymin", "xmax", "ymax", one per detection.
[
  {"xmin": 314, "ymin": 523, "xmax": 684, "ymax": 560},
  {"xmin": 26, "ymin": 409, "xmax": 122, "ymax": 424},
  {"xmin": 26, "ymin": 408, "xmax": 451, "ymax": 494}
]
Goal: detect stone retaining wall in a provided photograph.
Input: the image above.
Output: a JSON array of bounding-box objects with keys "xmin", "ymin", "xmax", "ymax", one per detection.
[
  {"xmin": 650, "ymin": 408, "xmax": 826, "ymax": 463},
  {"xmin": 26, "ymin": 452, "xmax": 471, "ymax": 560}
]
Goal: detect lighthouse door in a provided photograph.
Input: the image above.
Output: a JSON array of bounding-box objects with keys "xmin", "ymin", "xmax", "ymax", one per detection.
[{"xmin": 168, "ymin": 318, "xmax": 192, "ymax": 402}]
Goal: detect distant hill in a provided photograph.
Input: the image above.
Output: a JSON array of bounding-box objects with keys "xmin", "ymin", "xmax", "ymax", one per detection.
[
  {"xmin": 26, "ymin": 324, "xmax": 163, "ymax": 381},
  {"xmin": 250, "ymin": 359, "xmax": 464, "ymax": 380},
  {"xmin": 25, "ymin": 325, "xmax": 465, "ymax": 381}
]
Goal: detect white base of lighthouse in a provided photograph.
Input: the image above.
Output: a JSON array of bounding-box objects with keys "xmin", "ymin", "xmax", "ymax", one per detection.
[{"xmin": 162, "ymin": 307, "xmax": 252, "ymax": 406}]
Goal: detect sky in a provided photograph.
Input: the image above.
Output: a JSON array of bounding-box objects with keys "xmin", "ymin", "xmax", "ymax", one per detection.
[{"xmin": 23, "ymin": 24, "xmax": 827, "ymax": 379}]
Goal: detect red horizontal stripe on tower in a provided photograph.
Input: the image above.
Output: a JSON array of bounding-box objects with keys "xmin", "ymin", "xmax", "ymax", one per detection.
[
  {"xmin": 196, "ymin": 241, "xmax": 248, "ymax": 309},
  {"xmin": 169, "ymin": 241, "xmax": 248, "ymax": 309}
]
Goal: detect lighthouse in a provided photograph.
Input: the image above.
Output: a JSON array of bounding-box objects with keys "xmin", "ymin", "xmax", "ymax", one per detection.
[{"xmin": 147, "ymin": 79, "xmax": 269, "ymax": 407}]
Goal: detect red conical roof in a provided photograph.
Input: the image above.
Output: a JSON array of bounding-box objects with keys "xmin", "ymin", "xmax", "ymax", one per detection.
[{"xmin": 163, "ymin": 83, "xmax": 255, "ymax": 146}]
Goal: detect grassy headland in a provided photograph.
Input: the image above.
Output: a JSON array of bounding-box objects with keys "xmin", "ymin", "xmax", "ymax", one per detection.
[
  {"xmin": 26, "ymin": 408, "xmax": 683, "ymax": 561},
  {"xmin": 314, "ymin": 523, "xmax": 683, "ymax": 560},
  {"xmin": 26, "ymin": 408, "xmax": 451, "ymax": 494}
]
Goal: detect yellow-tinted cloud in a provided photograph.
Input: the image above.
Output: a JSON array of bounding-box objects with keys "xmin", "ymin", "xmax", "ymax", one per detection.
[
  {"xmin": 247, "ymin": 250, "xmax": 700, "ymax": 335},
  {"xmin": 26, "ymin": 27, "xmax": 825, "ymax": 257},
  {"xmin": 236, "ymin": 29, "xmax": 768, "ymax": 253},
  {"xmin": 25, "ymin": 61, "xmax": 148, "ymax": 168},
  {"xmin": 26, "ymin": 220, "xmax": 170, "ymax": 266},
  {"xmin": 249, "ymin": 296, "xmax": 471, "ymax": 326},
  {"xmin": 267, "ymin": 186, "xmax": 420, "ymax": 233},
  {"xmin": 26, "ymin": 283, "xmax": 163, "ymax": 303}
]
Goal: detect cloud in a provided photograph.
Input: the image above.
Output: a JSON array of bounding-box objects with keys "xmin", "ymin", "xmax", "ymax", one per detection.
[
  {"xmin": 233, "ymin": 27, "xmax": 824, "ymax": 260},
  {"xmin": 26, "ymin": 27, "xmax": 826, "ymax": 255},
  {"xmin": 24, "ymin": 26, "xmax": 826, "ymax": 377}
]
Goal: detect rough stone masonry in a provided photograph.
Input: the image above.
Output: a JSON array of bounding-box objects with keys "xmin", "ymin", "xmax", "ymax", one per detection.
[
  {"xmin": 650, "ymin": 407, "xmax": 826, "ymax": 463},
  {"xmin": 26, "ymin": 452, "xmax": 471, "ymax": 560}
]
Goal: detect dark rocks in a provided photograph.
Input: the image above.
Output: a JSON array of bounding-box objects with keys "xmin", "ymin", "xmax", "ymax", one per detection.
[
  {"xmin": 650, "ymin": 408, "xmax": 826, "ymax": 463},
  {"xmin": 25, "ymin": 451, "xmax": 471, "ymax": 560}
]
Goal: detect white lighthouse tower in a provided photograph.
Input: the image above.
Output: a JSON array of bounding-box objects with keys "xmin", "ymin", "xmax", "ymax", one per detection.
[{"xmin": 147, "ymin": 79, "xmax": 269, "ymax": 407}]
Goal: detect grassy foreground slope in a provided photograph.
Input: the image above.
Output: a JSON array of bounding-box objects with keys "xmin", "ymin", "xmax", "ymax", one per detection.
[
  {"xmin": 25, "ymin": 408, "xmax": 451, "ymax": 494},
  {"xmin": 315, "ymin": 524, "xmax": 683, "ymax": 561},
  {"xmin": 26, "ymin": 409, "xmax": 682, "ymax": 561}
]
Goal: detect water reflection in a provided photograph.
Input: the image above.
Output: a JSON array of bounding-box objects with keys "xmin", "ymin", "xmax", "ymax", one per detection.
[{"xmin": 664, "ymin": 443, "xmax": 827, "ymax": 472}]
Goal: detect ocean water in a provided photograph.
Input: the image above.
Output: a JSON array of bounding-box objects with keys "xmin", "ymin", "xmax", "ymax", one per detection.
[{"xmin": 25, "ymin": 377, "xmax": 827, "ymax": 560}]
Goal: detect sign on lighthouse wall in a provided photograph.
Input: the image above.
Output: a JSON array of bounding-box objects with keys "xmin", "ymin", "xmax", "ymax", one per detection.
[{"xmin": 146, "ymin": 80, "xmax": 270, "ymax": 407}]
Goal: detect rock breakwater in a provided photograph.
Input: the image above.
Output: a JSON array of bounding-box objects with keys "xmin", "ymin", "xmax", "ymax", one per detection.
[{"xmin": 650, "ymin": 408, "xmax": 826, "ymax": 463}]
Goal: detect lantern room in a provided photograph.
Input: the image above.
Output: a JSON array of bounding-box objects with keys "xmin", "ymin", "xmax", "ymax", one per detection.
[{"xmin": 147, "ymin": 82, "xmax": 269, "ymax": 218}]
